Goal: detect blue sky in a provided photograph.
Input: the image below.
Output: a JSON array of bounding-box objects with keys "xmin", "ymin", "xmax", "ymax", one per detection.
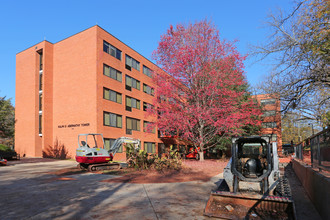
[{"xmin": 0, "ymin": 0, "xmax": 294, "ymax": 105}]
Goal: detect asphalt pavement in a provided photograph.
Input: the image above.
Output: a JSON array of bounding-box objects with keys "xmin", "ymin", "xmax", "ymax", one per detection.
[
  {"xmin": 0, "ymin": 160, "xmax": 323, "ymax": 220},
  {"xmin": 0, "ymin": 160, "xmax": 220, "ymax": 220}
]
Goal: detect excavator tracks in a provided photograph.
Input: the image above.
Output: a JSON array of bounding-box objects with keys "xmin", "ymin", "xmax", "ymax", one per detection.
[
  {"xmin": 88, "ymin": 163, "xmax": 121, "ymax": 171},
  {"xmin": 78, "ymin": 163, "xmax": 121, "ymax": 171}
]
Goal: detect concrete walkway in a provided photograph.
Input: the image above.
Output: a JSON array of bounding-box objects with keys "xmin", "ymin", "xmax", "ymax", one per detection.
[{"xmin": 0, "ymin": 160, "xmax": 220, "ymax": 220}]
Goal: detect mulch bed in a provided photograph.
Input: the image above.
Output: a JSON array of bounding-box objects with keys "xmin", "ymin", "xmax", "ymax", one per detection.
[
  {"xmin": 101, "ymin": 159, "xmax": 228, "ymax": 184},
  {"xmin": 46, "ymin": 159, "xmax": 229, "ymax": 184}
]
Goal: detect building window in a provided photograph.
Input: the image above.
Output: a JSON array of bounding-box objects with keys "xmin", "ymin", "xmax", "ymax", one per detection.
[
  {"xmin": 125, "ymin": 55, "xmax": 140, "ymax": 71},
  {"xmin": 103, "ymin": 41, "xmax": 121, "ymax": 60},
  {"xmin": 158, "ymin": 143, "xmax": 165, "ymax": 155},
  {"xmin": 144, "ymin": 121, "xmax": 155, "ymax": 133},
  {"xmin": 143, "ymin": 65, "xmax": 152, "ymax": 77},
  {"xmin": 157, "ymin": 95, "xmax": 166, "ymax": 103},
  {"xmin": 104, "ymin": 112, "xmax": 122, "ymax": 128},
  {"xmin": 262, "ymin": 122, "xmax": 277, "ymax": 128},
  {"xmin": 38, "ymin": 49, "xmax": 43, "ymax": 135},
  {"xmin": 143, "ymin": 84, "xmax": 154, "ymax": 96},
  {"xmin": 263, "ymin": 134, "xmax": 277, "ymax": 142},
  {"xmin": 143, "ymin": 102, "xmax": 154, "ymax": 111},
  {"xmin": 261, "ymin": 99, "xmax": 276, "ymax": 105},
  {"xmin": 37, "ymin": 50, "xmax": 43, "ymax": 71},
  {"xmin": 263, "ymin": 110, "xmax": 276, "ymax": 117},
  {"xmin": 126, "ymin": 117, "xmax": 140, "ymax": 134},
  {"xmin": 104, "ymin": 88, "xmax": 122, "ymax": 104},
  {"xmin": 104, "ymin": 138, "xmax": 123, "ymax": 152},
  {"xmin": 145, "ymin": 142, "xmax": 156, "ymax": 153},
  {"xmin": 103, "ymin": 64, "xmax": 122, "ymax": 82},
  {"xmin": 125, "ymin": 96, "xmax": 140, "ymax": 111},
  {"xmin": 158, "ymin": 130, "xmax": 165, "ymax": 138},
  {"xmin": 39, "ymin": 93, "xmax": 42, "ymax": 111},
  {"xmin": 39, "ymin": 114, "xmax": 42, "ymax": 135},
  {"xmin": 39, "ymin": 73, "xmax": 43, "ymax": 91},
  {"xmin": 125, "ymin": 75, "xmax": 140, "ymax": 91}
]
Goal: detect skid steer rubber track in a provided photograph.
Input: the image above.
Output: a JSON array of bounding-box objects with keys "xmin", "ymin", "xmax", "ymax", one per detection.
[{"xmin": 275, "ymin": 178, "xmax": 292, "ymax": 198}]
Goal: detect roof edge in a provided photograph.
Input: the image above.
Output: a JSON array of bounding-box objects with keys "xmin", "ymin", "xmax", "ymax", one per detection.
[{"xmin": 16, "ymin": 40, "xmax": 53, "ymax": 55}]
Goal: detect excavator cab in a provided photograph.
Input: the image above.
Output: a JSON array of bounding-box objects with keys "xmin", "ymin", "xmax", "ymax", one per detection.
[
  {"xmin": 76, "ymin": 134, "xmax": 112, "ymax": 170},
  {"xmin": 78, "ymin": 134, "xmax": 104, "ymax": 149}
]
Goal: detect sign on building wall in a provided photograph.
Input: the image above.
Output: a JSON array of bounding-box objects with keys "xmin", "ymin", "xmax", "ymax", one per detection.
[{"xmin": 58, "ymin": 123, "xmax": 90, "ymax": 128}]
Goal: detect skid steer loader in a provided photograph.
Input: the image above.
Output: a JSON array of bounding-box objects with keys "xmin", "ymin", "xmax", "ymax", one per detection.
[{"xmin": 204, "ymin": 136, "xmax": 296, "ymax": 219}]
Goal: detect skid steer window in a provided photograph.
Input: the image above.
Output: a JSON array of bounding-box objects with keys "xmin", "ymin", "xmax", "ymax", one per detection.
[{"xmin": 241, "ymin": 143, "xmax": 266, "ymax": 156}]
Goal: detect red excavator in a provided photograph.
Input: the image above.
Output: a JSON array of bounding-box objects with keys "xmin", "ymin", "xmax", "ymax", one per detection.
[{"xmin": 75, "ymin": 133, "xmax": 140, "ymax": 171}]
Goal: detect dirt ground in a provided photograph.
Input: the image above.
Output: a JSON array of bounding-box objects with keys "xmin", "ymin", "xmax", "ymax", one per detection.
[
  {"xmin": 102, "ymin": 159, "xmax": 229, "ymax": 183},
  {"xmin": 46, "ymin": 159, "xmax": 229, "ymax": 184}
]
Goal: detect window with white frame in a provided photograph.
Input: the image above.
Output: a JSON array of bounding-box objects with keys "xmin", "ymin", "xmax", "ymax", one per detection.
[
  {"xmin": 125, "ymin": 54, "xmax": 140, "ymax": 71},
  {"xmin": 103, "ymin": 41, "xmax": 121, "ymax": 60}
]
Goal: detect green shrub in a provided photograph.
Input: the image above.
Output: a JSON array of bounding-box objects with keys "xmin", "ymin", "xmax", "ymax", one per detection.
[
  {"xmin": 126, "ymin": 145, "xmax": 155, "ymax": 170},
  {"xmin": 153, "ymin": 146, "xmax": 182, "ymax": 171},
  {"xmin": 0, "ymin": 144, "xmax": 14, "ymax": 152},
  {"xmin": 126, "ymin": 144, "xmax": 182, "ymax": 171}
]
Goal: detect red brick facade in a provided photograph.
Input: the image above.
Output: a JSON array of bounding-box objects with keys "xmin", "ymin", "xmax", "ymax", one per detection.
[
  {"xmin": 15, "ymin": 26, "xmax": 168, "ymax": 160},
  {"xmin": 253, "ymin": 94, "xmax": 282, "ymax": 152}
]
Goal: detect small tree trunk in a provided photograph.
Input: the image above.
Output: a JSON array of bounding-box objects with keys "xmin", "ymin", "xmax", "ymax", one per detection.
[
  {"xmin": 199, "ymin": 151, "xmax": 204, "ymax": 161},
  {"xmin": 199, "ymin": 143, "xmax": 205, "ymax": 161}
]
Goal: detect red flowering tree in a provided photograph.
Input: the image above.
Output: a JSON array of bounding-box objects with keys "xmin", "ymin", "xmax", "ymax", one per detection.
[{"xmin": 152, "ymin": 20, "xmax": 262, "ymax": 161}]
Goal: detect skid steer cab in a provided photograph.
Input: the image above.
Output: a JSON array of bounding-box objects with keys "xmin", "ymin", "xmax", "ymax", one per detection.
[
  {"xmin": 75, "ymin": 133, "xmax": 140, "ymax": 171},
  {"xmin": 204, "ymin": 136, "xmax": 296, "ymax": 219}
]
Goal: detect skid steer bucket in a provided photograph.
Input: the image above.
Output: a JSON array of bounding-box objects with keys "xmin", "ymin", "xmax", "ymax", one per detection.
[{"xmin": 204, "ymin": 191, "xmax": 296, "ymax": 220}]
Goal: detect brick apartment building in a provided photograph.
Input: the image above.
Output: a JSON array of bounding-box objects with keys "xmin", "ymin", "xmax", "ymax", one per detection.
[
  {"xmin": 253, "ymin": 94, "xmax": 282, "ymax": 152},
  {"xmin": 15, "ymin": 25, "xmax": 182, "ymax": 160},
  {"xmin": 15, "ymin": 25, "xmax": 282, "ymax": 159}
]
